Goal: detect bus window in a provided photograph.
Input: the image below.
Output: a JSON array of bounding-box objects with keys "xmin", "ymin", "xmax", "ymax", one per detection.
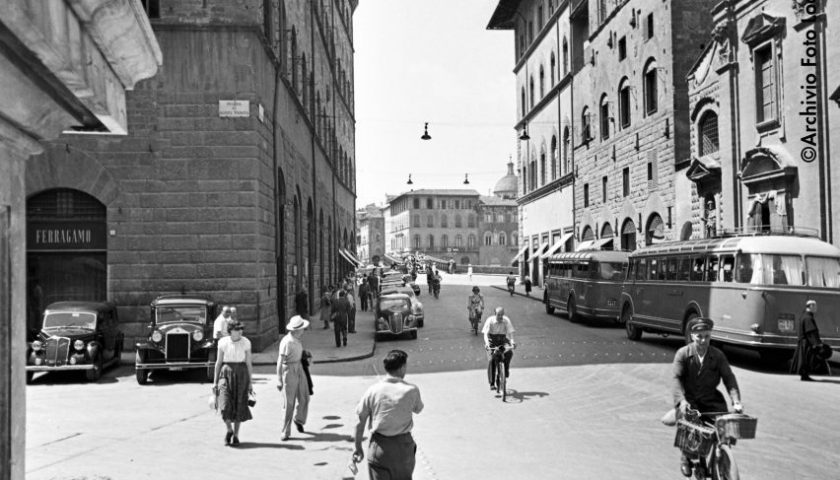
[
  {"xmin": 648, "ymin": 258, "xmax": 659, "ymax": 280},
  {"xmin": 628, "ymin": 259, "xmax": 636, "ymax": 280},
  {"xmin": 690, "ymin": 257, "xmax": 705, "ymax": 281},
  {"xmin": 575, "ymin": 263, "xmax": 589, "ymax": 279},
  {"xmin": 720, "ymin": 255, "xmax": 735, "ymax": 282},
  {"xmin": 806, "ymin": 256, "xmax": 840, "ymax": 288},
  {"xmin": 665, "ymin": 258, "xmax": 678, "ymax": 280},
  {"xmin": 740, "ymin": 254, "xmax": 804, "ymax": 286},
  {"xmin": 736, "ymin": 253, "xmax": 755, "ymax": 283},
  {"xmin": 597, "ymin": 262, "xmax": 625, "ymax": 281},
  {"xmin": 706, "ymin": 256, "xmax": 720, "ymax": 282},
  {"xmin": 677, "ymin": 257, "xmax": 691, "ymax": 281},
  {"xmin": 636, "ymin": 258, "xmax": 647, "ymax": 280}
]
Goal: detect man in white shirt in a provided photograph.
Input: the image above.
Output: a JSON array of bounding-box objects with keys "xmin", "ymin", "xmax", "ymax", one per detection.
[
  {"xmin": 213, "ymin": 306, "xmax": 232, "ymax": 340},
  {"xmin": 482, "ymin": 307, "xmax": 516, "ymax": 390},
  {"xmin": 353, "ymin": 350, "xmax": 423, "ymax": 480}
]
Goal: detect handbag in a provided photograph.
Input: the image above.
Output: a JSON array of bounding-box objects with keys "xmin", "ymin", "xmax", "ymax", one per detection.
[{"xmin": 248, "ymin": 388, "xmax": 257, "ymax": 407}]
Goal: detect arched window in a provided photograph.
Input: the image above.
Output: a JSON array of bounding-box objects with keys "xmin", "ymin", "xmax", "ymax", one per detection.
[
  {"xmin": 645, "ymin": 213, "xmax": 665, "ymax": 246},
  {"xmin": 562, "ymin": 127, "xmax": 570, "ymax": 175},
  {"xmin": 550, "ymin": 135, "xmax": 558, "ymax": 180},
  {"xmin": 581, "ymin": 225, "xmax": 595, "ymax": 242},
  {"xmin": 581, "ymin": 107, "xmax": 591, "ymax": 142},
  {"xmin": 600, "ymin": 93, "xmax": 610, "ymax": 140},
  {"xmin": 550, "ymin": 52, "xmax": 556, "ymax": 86},
  {"xmin": 621, "ymin": 218, "xmax": 637, "ymax": 251},
  {"xmin": 698, "ymin": 111, "xmax": 719, "ymax": 156},
  {"xmin": 522, "ymin": 165, "xmax": 528, "ymax": 192},
  {"xmin": 467, "ymin": 214, "xmax": 476, "ymax": 228},
  {"xmin": 540, "ymin": 146, "xmax": 547, "ymax": 186},
  {"xmin": 427, "ymin": 234, "xmax": 435, "ymax": 249},
  {"xmin": 512, "ymin": 232, "xmax": 518, "ymax": 246},
  {"xmin": 455, "ymin": 214, "xmax": 462, "ymax": 228},
  {"xmin": 562, "ymin": 37, "xmax": 569, "ymax": 75},
  {"xmin": 413, "ymin": 214, "xmax": 420, "ymax": 228},
  {"xmin": 290, "ymin": 28, "xmax": 298, "ymax": 92},
  {"xmin": 468, "ymin": 234, "xmax": 477, "ymax": 248},
  {"xmin": 499, "ymin": 232, "xmax": 507, "ymax": 246},
  {"xmin": 484, "ymin": 232, "xmax": 493, "ymax": 246},
  {"xmin": 427, "ymin": 215, "xmax": 434, "ymax": 227},
  {"xmin": 644, "ymin": 59, "xmax": 658, "ymax": 115},
  {"xmin": 529, "ymin": 75, "xmax": 535, "ymax": 108},
  {"xmin": 440, "ymin": 214, "xmax": 448, "ymax": 228},
  {"xmin": 413, "ymin": 234, "xmax": 421, "ymax": 249},
  {"xmin": 521, "ymin": 87, "xmax": 526, "ymax": 117},
  {"xmin": 441, "ymin": 234, "xmax": 449, "ymax": 248},
  {"xmin": 539, "ymin": 65, "xmax": 545, "ymax": 98},
  {"xmin": 455, "ymin": 235, "xmax": 463, "ymax": 247},
  {"xmin": 618, "ymin": 77, "xmax": 631, "ymax": 128}
]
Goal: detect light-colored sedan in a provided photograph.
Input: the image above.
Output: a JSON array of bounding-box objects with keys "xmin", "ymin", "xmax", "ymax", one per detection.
[{"xmin": 379, "ymin": 286, "xmax": 424, "ymax": 327}]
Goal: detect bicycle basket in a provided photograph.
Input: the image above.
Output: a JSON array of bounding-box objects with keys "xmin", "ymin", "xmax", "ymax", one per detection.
[
  {"xmin": 674, "ymin": 420, "xmax": 715, "ymax": 456},
  {"xmin": 715, "ymin": 414, "xmax": 758, "ymax": 440}
]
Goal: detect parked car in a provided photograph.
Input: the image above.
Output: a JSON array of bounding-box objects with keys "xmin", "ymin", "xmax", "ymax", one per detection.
[
  {"xmin": 26, "ymin": 301, "xmax": 124, "ymax": 383},
  {"xmin": 134, "ymin": 295, "xmax": 217, "ymax": 384},
  {"xmin": 379, "ymin": 271, "xmax": 405, "ymax": 289},
  {"xmin": 380, "ymin": 286, "xmax": 424, "ymax": 327},
  {"xmin": 374, "ymin": 293, "xmax": 419, "ymax": 340}
]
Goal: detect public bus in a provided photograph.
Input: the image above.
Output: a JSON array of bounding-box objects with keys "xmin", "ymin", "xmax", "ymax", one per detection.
[
  {"xmin": 619, "ymin": 233, "xmax": 840, "ymax": 362},
  {"xmin": 543, "ymin": 250, "xmax": 630, "ymax": 323}
]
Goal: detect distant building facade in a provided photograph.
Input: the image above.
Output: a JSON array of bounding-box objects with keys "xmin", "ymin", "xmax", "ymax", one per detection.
[
  {"xmin": 24, "ymin": 0, "xmax": 359, "ymax": 350},
  {"xmin": 686, "ymin": 0, "xmax": 840, "ymax": 243},
  {"xmin": 477, "ymin": 195, "xmax": 519, "ymax": 265},
  {"xmin": 356, "ymin": 203, "xmax": 385, "ymax": 265}
]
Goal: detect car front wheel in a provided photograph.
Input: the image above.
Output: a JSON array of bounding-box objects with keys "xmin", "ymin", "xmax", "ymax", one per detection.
[
  {"xmin": 85, "ymin": 354, "xmax": 103, "ymax": 382},
  {"xmin": 135, "ymin": 351, "xmax": 149, "ymax": 385}
]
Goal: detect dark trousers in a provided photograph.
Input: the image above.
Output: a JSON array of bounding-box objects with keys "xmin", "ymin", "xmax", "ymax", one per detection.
[
  {"xmin": 368, "ymin": 432, "xmax": 416, "ymax": 480},
  {"xmin": 349, "ymin": 307, "xmax": 356, "ymax": 332},
  {"xmin": 333, "ymin": 317, "xmax": 347, "ymax": 347},
  {"xmin": 360, "ymin": 295, "xmax": 368, "ymax": 311},
  {"xmin": 486, "ymin": 350, "xmax": 513, "ymax": 386}
]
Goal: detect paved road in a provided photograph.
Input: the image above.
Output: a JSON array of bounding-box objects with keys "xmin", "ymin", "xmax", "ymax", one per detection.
[{"xmin": 25, "ymin": 280, "xmax": 840, "ymax": 479}]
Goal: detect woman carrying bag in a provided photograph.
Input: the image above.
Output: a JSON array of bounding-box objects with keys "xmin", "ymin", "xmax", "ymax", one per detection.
[
  {"xmin": 277, "ymin": 315, "xmax": 311, "ymax": 440},
  {"xmin": 213, "ymin": 320, "xmax": 253, "ymax": 446}
]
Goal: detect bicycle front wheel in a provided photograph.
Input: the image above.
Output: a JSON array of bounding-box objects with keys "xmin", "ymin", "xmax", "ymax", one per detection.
[
  {"xmin": 497, "ymin": 360, "xmax": 507, "ymax": 402},
  {"xmin": 713, "ymin": 445, "xmax": 739, "ymax": 480}
]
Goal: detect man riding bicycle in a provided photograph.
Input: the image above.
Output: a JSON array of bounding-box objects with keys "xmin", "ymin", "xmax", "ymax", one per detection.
[
  {"xmin": 467, "ymin": 286, "xmax": 484, "ymax": 333},
  {"xmin": 506, "ymin": 272, "xmax": 516, "ymax": 295},
  {"xmin": 482, "ymin": 307, "xmax": 515, "ymax": 390},
  {"xmin": 672, "ymin": 317, "xmax": 742, "ymax": 477}
]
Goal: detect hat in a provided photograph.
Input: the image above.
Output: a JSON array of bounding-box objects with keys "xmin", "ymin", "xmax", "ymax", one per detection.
[
  {"xmin": 687, "ymin": 317, "xmax": 714, "ymax": 332},
  {"xmin": 227, "ymin": 320, "xmax": 245, "ymax": 333},
  {"xmin": 287, "ymin": 315, "xmax": 310, "ymax": 331}
]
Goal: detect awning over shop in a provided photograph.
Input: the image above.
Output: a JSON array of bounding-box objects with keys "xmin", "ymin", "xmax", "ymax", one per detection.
[
  {"xmin": 345, "ymin": 249, "xmax": 361, "ymax": 265},
  {"xmin": 338, "ymin": 248, "xmax": 359, "ymax": 267},
  {"xmin": 533, "ymin": 241, "xmax": 550, "ymax": 258},
  {"xmin": 383, "ymin": 254, "xmax": 402, "ymax": 265},
  {"xmin": 540, "ymin": 232, "xmax": 575, "ymax": 258},
  {"xmin": 577, "ymin": 237, "xmax": 614, "ymax": 251},
  {"xmin": 511, "ymin": 244, "xmax": 530, "ymax": 265}
]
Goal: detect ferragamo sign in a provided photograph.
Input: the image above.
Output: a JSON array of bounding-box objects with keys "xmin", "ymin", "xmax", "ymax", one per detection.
[{"xmin": 27, "ymin": 221, "xmax": 106, "ymax": 251}]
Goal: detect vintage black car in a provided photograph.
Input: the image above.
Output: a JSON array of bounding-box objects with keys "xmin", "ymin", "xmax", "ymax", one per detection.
[
  {"xmin": 26, "ymin": 301, "xmax": 124, "ymax": 383},
  {"xmin": 374, "ymin": 293, "xmax": 418, "ymax": 340},
  {"xmin": 134, "ymin": 295, "xmax": 217, "ymax": 384}
]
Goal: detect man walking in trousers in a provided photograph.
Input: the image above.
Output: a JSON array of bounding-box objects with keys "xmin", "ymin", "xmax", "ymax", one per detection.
[
  {"xmin": 331, "ymin": 290, "xmax": 352, "ymax": 347},
  {"xmin": 353, "ymin": 350, "xmax": 423, "ymax": 480}
]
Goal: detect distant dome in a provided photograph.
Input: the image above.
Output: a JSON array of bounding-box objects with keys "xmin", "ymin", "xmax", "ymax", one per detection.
[{"xmin": 493, "ymin": 160, "xmax": 518, "ymax": 199}]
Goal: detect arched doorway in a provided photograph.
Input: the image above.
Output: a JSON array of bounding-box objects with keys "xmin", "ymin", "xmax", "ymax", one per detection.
[
  {"xmin": 621, "ymin": 218, "xmax": 637, "ymax": 251},
  {"xmin": 581, "ymin": 226, "xmax": 595, "ymax": 242},
  {"xmin": 600, "ymin": 223, "xmax": 614, "ymax": 250},
  {"xmin": 645, "ymin": 213, "xmax": 665, "ymax": 246},
  {"xmin": 26, "ymin": 189, "xmax": 107, "ymax": 334}
]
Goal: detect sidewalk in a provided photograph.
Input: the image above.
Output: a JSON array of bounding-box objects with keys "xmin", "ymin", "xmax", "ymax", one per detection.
[{"xmin": 251, "ymin": 307, "xmax": 377, "ymax": 365}]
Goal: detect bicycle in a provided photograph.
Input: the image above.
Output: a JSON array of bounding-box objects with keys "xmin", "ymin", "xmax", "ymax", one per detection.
[
  {"xmin": 675, "ymin": 408, "xmax": 757, "ymax": 480},
  {"xmin": 507, "ymin": 282, "xmax": 515, "ymax": 296},
  {"xmin": 468, "ymin": 308, "xmax": 483, "ymax": 335},
  {"xmin": 487, "ymin": 343, "xmax": 515, "ymax": 402}
]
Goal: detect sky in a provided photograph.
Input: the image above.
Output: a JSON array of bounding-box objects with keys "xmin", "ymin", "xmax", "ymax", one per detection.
[{"xmin": 353, "ymin": 0, "xmax": 516, "ymax": 207}]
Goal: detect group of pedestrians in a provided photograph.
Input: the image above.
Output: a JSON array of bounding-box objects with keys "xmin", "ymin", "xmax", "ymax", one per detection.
[{"xmin": 316, "ymin": 277, "xmax": 368, "ymax": 348}]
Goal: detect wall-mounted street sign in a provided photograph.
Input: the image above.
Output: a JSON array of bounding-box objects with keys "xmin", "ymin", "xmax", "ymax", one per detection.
[{"xmin": 219, "ymin": 100, "xmax": 250, "ymax": 118}]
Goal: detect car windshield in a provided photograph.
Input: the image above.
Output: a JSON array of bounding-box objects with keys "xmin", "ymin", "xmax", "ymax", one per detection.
[
  {"xmin": 382, "ymin": 288, "xmax": 414, "ymax": 299},
  {"xmin": 43, "ymin": 312, "xmax": 96, "ymax": 329},
  {"xmin": 379, "ymin": 298, "xmax": 409, "ymax": 311},
  {"xmin": 155, "ymin": 306, "xmax": 207, "ymax": 324}
]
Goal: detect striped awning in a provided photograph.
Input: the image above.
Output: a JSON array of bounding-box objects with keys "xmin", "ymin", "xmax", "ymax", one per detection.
[
  {"xmin": 338, "ymin": 248, "xmax": 359, "ymax": 267},
  {"xmin": 511, "ymin": 244, "xmax": 530, "ymax": 264},
  {"xmin": 540, "ymin": 232, "xmax": 575, "ymax": 258}
]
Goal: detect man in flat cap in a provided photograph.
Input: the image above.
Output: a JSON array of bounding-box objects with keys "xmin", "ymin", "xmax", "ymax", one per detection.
[{"xmin": 671, "ymin": 317, "xmax": 742, "ymax": 477}]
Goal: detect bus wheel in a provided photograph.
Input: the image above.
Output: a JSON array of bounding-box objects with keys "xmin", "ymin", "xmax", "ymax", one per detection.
[
  {"xmin": 623, "ymin": 307, "xmax": 641, "ymax": 340},
  {"xmin": 567, "ymin": 297, "xmax": 579, "ymax": 323},
  {"xmin": 684, "ymin": 313, "xmax": 699, "ymax": 345}
]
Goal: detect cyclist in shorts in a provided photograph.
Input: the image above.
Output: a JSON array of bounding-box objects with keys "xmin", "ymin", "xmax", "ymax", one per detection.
[
  {"xmin": 467, "ymin": 286, "xmax": 485, "ymax": 333},
  {"xmin": 482, "ymin": 307, "xmax": 516, "ymax": 390}
]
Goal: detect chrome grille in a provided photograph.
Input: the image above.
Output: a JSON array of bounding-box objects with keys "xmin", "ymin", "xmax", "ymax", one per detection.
[
  {"xmin": 165, "ymin": 332, "xmax": 190, "ymax": 362},
  {"xmin": 45, "ymin": 337, "xmax": 70, "ymax": 366},
  {"xmin": 388, "ymin": 313, "xmax": 404, "ymax": 334}
]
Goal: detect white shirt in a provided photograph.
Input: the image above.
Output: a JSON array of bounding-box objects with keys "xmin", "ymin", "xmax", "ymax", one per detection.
[
  {"xmin": 481, "ymin": 315, "xmax": 515, "ymax": 336},
  {"xmin": 218, "ymin": 336, "xmax": 251, "ymax": 363},
  {"xmin": 278, "ymin": 333, "xmax": 303, "ymax": 364},
  {"xmin": 213, "ymin": 314, "xmax": 231, "ymax": 339}
]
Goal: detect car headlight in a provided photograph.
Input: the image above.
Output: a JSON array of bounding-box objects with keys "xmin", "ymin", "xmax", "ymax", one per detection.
[
  {"xmin": 74, "ymin": 340, "xmax": 85, "ymax": 351},
  {"xmin": 31, "ymin": 340, "xmax": 43, "ymax": 352},
  {"xmin": 151, "ymin": 330, "xmax": 163, "ymax": 343},
  {"xmin": 192, "ymin": 330, "xmax": 204, "ymax": 342}
]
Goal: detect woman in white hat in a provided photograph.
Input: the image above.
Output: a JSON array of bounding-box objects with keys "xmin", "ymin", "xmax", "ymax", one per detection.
[{"xmin": 276, "ymin": 315, "xmax": 311, "ymax": 440}]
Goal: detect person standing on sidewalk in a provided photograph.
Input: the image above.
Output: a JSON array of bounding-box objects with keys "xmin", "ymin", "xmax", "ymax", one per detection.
[
  {"xmin": 790, "ymin": 300, "xmax": 829, "ymax": 381},
  {"xmin": 294, "ymin": 289, "xmax": 309, "ymax": 319},
  {"xmin": 331, "ymin": 290, "xmax": 351, "ymax": 347},
  {"xmin": 276, "ymin": 315, "xmax": 311, "ymax": 440},
  {"xmin": 353, "ymin": 350, "xmax": 424, "ymax": 480},
  {"xmin": 213, "ymin": 306, "xmax": 232, "ymax": 340},
  {"xmin": 523, "ymin": 276, "xmax": 532, "ymax": 297},
  {"xmin": 319, "ymin": 285, "xmax": 333, "ymax": 330},
  {"xmin": 358, "ymin": 278, "xmax": 370, "ymax": 312},
  {"xmin": 213, "ymin": 320, "xmax": 253, "ymax": 446},
  {"xmin": 346, "ymin": 283, "xmax": 357, "ymax": 334}
]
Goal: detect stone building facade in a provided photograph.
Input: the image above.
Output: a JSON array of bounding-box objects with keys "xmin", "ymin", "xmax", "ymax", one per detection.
[
  {"xmin": 477, "ymin": 196, "xmax": 519, "ymax": 266},
  {"xmin": 24, "ymin": 0, "xmax": 358, "ymax": 351},
  {"xmin": 571, "ymin": 0, "xmax": 718, "ymax": 252},
  {"xmin": 0, "ymin": 1, "xmax": 161, "ymax": 477},
  {"xmin": 488, "ymin": 0, "xmax": 576, "ymax": 287},
  {"xmin": 686, "ymin": 0, "xmax": 840, "ymax": 243},
  {"xmin": 384, "ymin": 190, "xmax": 481, "ymax": 265},
  {"xmin": 356, "ymin": 203, "xmax": 385, "ymax": 265}
]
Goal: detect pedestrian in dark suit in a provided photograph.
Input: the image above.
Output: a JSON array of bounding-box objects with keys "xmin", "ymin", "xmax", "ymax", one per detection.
[
  {"xmin": 368, "ymin": 272, "xmax": 379, "ymax": 300},
  {"xmin": 791, "ymin": 300, "xmax": 829, "ymax": 381},
  {"xmin": 358, "ymin": 279, "xmax": 370, "ymax": 312},
  {"xmin": 331, "ymin": 290, "xmax": 352, "ymax": 347},
  {"xmin": 295, "ymin": 289, "xmax": 309, "ymax": 319}
]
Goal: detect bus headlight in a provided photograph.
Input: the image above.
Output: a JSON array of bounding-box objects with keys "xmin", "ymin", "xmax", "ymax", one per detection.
[{"xmin": 151, "ymin": 330, "xmax": 163, "ymax": 343}]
